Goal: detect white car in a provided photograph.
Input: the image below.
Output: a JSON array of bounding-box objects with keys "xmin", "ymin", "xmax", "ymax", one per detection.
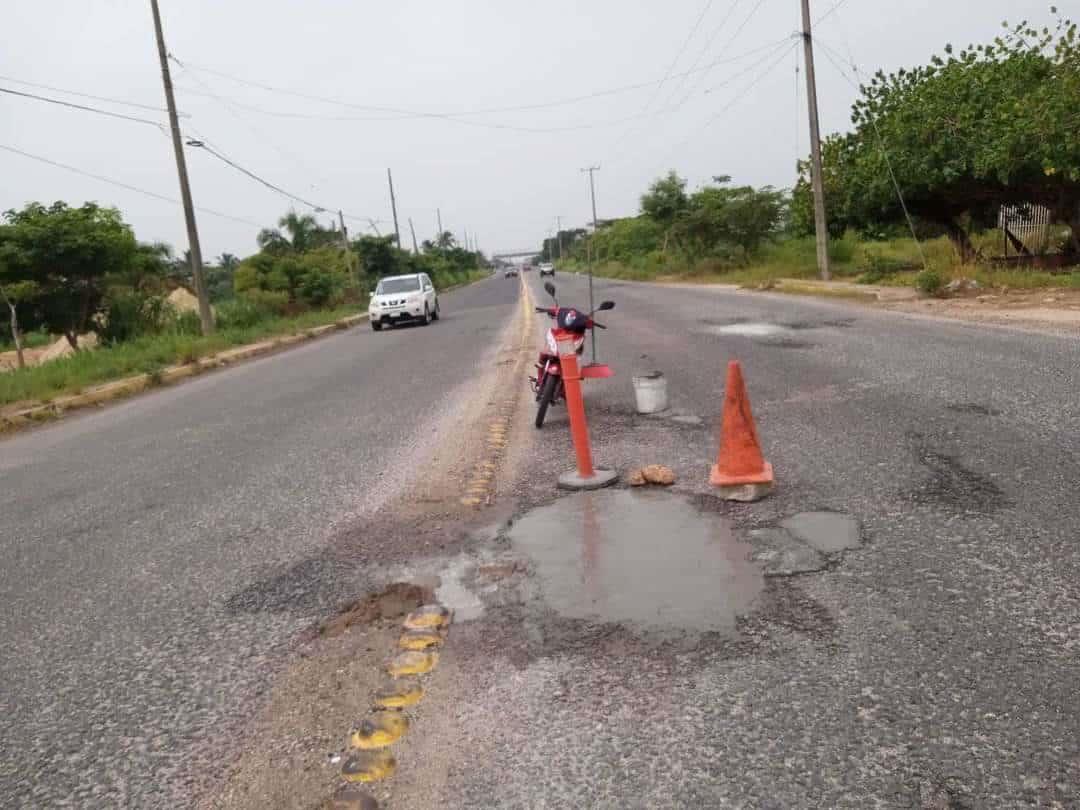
[{"xmin": 369, "ymin": 273, "xmax": 440, "ymax": 331}]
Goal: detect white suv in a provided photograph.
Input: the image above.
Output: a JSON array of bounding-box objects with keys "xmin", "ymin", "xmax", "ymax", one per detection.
[{"xmin": 369, "ymin": 273, "xmax": 440, "ymax": 331}]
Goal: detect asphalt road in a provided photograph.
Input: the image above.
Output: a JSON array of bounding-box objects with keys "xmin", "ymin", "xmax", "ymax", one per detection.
[
  {"xmin": 0, "ymin": 276, "xmax": 520, "ymax": 807},
  {"xmin": 384, "ymin": 272, "xmax": 1080, "ymax": 809}
]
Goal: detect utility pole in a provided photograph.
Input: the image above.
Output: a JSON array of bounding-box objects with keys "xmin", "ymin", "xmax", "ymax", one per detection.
[
  {"xmin": 387, "ymin": 168, "xmax": 401, "ymax": 249},
  {"xmin": 556, "ymin": 215, "xmax": 563, "ymax": 261},
  {"xmin": 581, "ymin": 166, "xmax": 600, "ymax": 362},
  {"xmin": 408, "ymin": 217, "xmax": 419, "ymax": 254},
  {"xmin": 437, "ymin": 208, "xmax": 443, "ymax": 241},
  {"xmin": 150, "ymin": 0, "xmax": 213, "ymax": 334},
  {"xmin": 800, "ymin": 0, "xmax": 831, "ymax": 280},
  {"xmin": 338, "ymin": 209, "xmax": 357, "ymax": 275}
]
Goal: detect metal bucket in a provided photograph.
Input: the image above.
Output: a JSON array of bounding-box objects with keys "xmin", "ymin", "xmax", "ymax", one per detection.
[{"xmin": 632, "ymin": 371, "xmax": 668, "ymax": 414}]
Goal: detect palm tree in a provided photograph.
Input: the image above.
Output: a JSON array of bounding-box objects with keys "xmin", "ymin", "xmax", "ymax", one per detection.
[
  {"xmin": 256, "ymin": 210, "xmax": 329, "ymax": 254},
  {"xmin": 217, "ymin": 253, "xmax": 240, "ymax": 273}
]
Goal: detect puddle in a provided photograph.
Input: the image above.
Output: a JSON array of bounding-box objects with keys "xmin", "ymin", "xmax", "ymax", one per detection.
[
  {"xmin": 508, "ymin": 490, "xmax": 763, "ymax": 631},
  {"xmin": 707, "ymin": 322, "xmax": 790, "ymax": 338}
]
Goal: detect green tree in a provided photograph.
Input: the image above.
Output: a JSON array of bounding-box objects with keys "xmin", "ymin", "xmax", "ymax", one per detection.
[
  {"xmin": 680, "ymin": 178, "xmax": 788, "ymax": 256},
  {"xmin": 2, "ymin": 202, "xmax": 139, "ymax": 349},
  {"xmin": 801, "ymin": 11, "xmax": 1080, "ymax": 258},
  {"xmin": 257, "ymin": 210, "xmax": 335, "ymax": 255}
]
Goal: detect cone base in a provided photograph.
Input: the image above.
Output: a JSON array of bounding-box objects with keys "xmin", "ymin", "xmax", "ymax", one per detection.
[
  {"xmin": 558, "ymin": 468, "xmax": 618, "ymax": 491},
  {"xmin": 713, "ymin": 480, "xmax": 774, "ymax": 502},
  {"xmin": 710, "ymin": 462, "xmax": 774, "ymax": 488}
]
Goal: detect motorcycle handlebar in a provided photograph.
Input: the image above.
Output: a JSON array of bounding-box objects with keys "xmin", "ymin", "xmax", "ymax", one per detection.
[{"xmin": 592, "ymin": 321, "xmax": 606, "ymax": 329}]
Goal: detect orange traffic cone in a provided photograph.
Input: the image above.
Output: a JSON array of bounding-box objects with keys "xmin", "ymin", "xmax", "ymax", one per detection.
[{"xmin": 710, "ymin": 360, "xmax": 774, "ymax": 501}]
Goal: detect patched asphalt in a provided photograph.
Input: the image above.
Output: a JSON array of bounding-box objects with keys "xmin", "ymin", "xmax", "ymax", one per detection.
[{"xmin": 0, "ymin": 277, "xmax": 521, "ymax": 808}]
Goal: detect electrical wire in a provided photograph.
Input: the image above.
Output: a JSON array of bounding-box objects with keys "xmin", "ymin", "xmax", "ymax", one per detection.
[
  {"xmin": 172, "ymin": 63, "xmax": 331, "ymax": 191},
  {"xmin": 814, "ymin": 0, "xmax": 854, "ymax": 28},
  {"xmin": 172, "ymin": 42, "xmax": 791, "ymax": 125},
  {"xmin": 0, "ymin": 74, "xmax": 182, "ymax": 116},
  {"xmin": 813, "ymin": 35, "xmax": 928, "ymax": 268},
  {"xmin": 0, "ymin": 142, "xmax": 263, "ymax": 227},
  {"xmin": 639, "ymin": 0, "xmax": 717, "ymax": 115},
  {"xmin": 0, "ymin": 86, "xmax": 167, "ymax": 132},
  {"xmin": 633, "ymin": 38, "xmax": 798, "ymax": 169},
  {"xmin": 659, "ymin": 0, "xmax": 745, "ymax": 109},
  {"xmin": 673, "ymin": 0, "xmax": 772, "ymax": 110}
]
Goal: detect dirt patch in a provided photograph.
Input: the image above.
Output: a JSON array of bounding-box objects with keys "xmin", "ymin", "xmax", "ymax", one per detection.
[
  {"xmin": 319, "ymin": 582, "xmax": 433, "ymax": 638},
  {"xmin": 195, "ymin": 617, "xmax": 400, "ymax": 810}
]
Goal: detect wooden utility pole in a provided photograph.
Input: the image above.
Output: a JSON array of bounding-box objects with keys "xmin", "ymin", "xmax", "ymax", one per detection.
[
  {"xmin": 150, "ymin": 0, "xmax": 213, "ymax": 333},
  {"xmin": 408, "ymin": 217, "xmax": 419, "ymax": 254},
  {"xmin": 581, "ymin": 166, "xmax": 600, "ymax": 361},
  {"xmin": 387, "ymin": 168, "xmax": 401, "ymax": 249},
  {"xmin": 800, "ymin": 0, "xmax": 831, "ymax": 280}
]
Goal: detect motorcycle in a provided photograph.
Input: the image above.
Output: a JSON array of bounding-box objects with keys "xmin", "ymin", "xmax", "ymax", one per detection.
[{"xmin": 530, "ymin": 281, "xmax": 615, "ymax": 429}]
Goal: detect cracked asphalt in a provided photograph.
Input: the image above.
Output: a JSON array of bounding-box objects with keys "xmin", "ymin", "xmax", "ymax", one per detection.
[
  {"xmin": 0, "ymin": 277, "xmax": 520, "ymax": 808},
  {"xmin": 384, "ymin": 274, "xmax": 1080, "ymax": 808}
]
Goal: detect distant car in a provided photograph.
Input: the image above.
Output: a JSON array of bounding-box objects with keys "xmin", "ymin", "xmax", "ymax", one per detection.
[
  {"xmin": 368, "ymin": 273, "xmax": 439, "ymax": 331},
  {"xmin": 504, "ymin": 268, "xmax": 519, "ymax": 278},
  {"xmin": 539, "ymin": 263, "xmax": 555, "ymax": 277},
  {"xmin": 522, "ymin": 264, "xmax": 533, "ymax": 272}
]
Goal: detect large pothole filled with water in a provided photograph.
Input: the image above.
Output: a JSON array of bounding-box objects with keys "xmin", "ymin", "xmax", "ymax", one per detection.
[{"xmin": 508, "ymin": 489, "xmax": 763, "ymax": 632}]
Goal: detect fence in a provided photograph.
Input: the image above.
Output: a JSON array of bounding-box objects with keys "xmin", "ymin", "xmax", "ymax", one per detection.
[{"xmin": 998, "ymin": 203, "xmax": 1052, "ymax": 256}]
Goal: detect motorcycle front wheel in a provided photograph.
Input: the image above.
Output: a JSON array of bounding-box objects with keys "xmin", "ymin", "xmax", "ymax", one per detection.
[{"xmin": 535, "ymin": 373, "xmax": 559, "ymax": 429}]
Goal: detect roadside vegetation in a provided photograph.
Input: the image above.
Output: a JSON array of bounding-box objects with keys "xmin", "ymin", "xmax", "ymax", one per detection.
[
  {"xmin": 0, "ymin": 203, "xmax": 485, "ymax": 408},
  {"xmin": 545, "ymin": 10, "xmax": 1079, "ymax": 294}
]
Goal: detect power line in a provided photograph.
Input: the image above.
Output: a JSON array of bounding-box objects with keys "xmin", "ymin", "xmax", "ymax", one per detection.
[
  {"xmin": 812, "ymin": 35, "xmax": 927, "ymax": 268},
  {"xmin": 813, "ymin": 0, "xmax": 854, "ymax": 27},
  {"xmin": 0, "ymin": 142, "xmax": 263, "ymax": 227},
  {"xmin": 641, "ymin": 0, "xmax": 717, "ymax": 114},
  {"xmin": 0, "ymin": 74, "xmax": 182, "ymax": 116},
  {"xmin": 172, "ymin": 43, "xmax": 791, "ymax": 127},
  {"xmin": 660, "ymin": 0, "xmax": 745, "ymax": 109},
  {"xmin": 171, "ymin": 61, "xmax": 331, "ymax": 191},
  {"xmin": 0, "ymin": 86, "xmax": 167, "ymax": 131},
  {"xmin": 634, "ymin": 39, "xmax": 798, "ymax": 168},
  {"xmin": 673, "ymin": 0, "xmax": 773, "ymax": 109}
]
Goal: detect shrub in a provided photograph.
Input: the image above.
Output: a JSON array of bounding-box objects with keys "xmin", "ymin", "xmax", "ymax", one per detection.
[
  {"xmin": 239, "ymin": 289, "xmax": 289, "ymax": 316},
  {"xmin": 173, "ymin": 310, "xmax": 202, "ymax": 336},
  {"xmin": 216, "ymin": 298, "xmax": 270, "ymax": 330},
  {"xmin": 914, "ymin": 267, "xmax": 945, "ymax": 296},
  {"xmin": 98, "ymin": 291, "xmax": 175, "ymax": 345}
]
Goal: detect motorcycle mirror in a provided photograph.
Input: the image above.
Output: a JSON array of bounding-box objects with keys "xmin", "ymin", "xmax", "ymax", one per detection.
[
  {"xmin": 597, "ymin": 301, "xmax": 615, "ymax": 311},
  {"xmin": 544, "ymin": 281, "xmax": 557, "ymax": 297}
]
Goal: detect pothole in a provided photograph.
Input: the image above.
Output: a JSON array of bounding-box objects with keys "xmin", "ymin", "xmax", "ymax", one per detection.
[
  {"xmin": 319, "ymin": 582, "xmax": 433, "ymax": 637},
  {"xmin": 507, "ymin": 489, "xmax": 763, "ymax": 632},
  {"xmin": 754, "ymin": 338, "xmax": 816, "ymax": 349},
  {"xmin": 946, "ymin": 402, "xmax": 1001, "ymax": 417}
]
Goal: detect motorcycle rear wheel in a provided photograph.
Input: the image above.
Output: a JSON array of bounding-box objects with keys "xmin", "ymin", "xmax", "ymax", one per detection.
[{"xmin": 535, "ymin": 373, "xmax": 559, "ymax": 429}]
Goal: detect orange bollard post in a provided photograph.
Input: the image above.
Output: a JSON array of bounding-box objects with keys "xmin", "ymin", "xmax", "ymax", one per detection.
[{"xmin": 555, "ymin": 330, "xmax": 617, "ymax": 490}]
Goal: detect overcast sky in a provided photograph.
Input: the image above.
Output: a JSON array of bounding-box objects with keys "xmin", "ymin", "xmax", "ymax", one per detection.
[{"xmin": 1, "ymin": 0, "xmax": 1057, "ymax": 259}]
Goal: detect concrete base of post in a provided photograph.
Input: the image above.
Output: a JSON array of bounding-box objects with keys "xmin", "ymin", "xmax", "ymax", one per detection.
[
  {"xmin": 714, "ymin": 481, "xmax": 773, "ymax": 502},
  {"xmin": 558, "ymin": 468, "xmax": 618, "ymax": 491}
]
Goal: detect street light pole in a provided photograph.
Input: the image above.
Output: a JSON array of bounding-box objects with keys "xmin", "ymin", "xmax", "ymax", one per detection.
[{"xmin": 149, "ymin": 0, "xmax": 213, "ymax": 334}]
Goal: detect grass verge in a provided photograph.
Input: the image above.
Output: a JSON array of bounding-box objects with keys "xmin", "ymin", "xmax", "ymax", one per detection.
[{"xmin": 0, "ymin": 306, "xmax": 361, "ymax": 409}]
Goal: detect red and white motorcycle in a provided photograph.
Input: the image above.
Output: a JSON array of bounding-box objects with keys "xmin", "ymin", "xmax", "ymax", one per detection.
[{"xmin": 530, "ymin": 281, "xmax": 615, "ymax": 428}]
